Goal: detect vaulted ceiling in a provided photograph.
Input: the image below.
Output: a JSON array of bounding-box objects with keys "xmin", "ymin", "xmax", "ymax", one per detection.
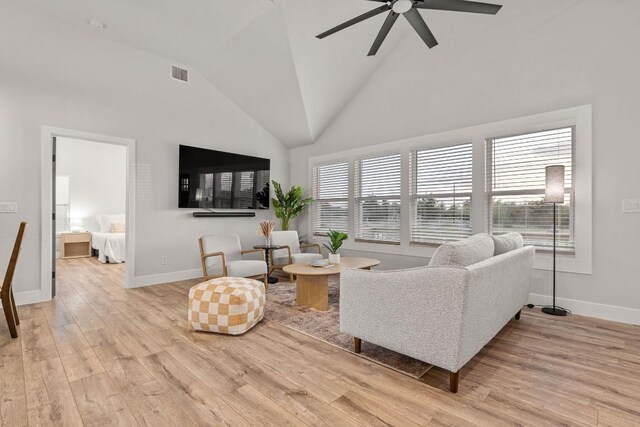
[{"xmin": 7, "ymin": 0, "xmax": 526, "ymax": 147}]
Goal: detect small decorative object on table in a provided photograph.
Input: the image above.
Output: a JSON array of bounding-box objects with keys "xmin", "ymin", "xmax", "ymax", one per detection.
[
  {"xmin": 323, "ymin": 229, "xmax": 348, "ymax": 264},
  {"xmin": 258, "ymin": 219, "xmax": 276, "ymax": 246}
]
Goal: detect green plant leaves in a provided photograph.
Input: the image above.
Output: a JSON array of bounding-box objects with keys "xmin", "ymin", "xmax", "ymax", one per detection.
[
  {"xmin": 271, "ymin": 180, "xmax": 314, "ymax": 231},
  {"xmin": 324, "ymin": 229, "xmax": 348, "ymax": 254}
]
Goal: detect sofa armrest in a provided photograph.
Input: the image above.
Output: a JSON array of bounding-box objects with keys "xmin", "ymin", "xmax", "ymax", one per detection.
[{"xmin": 339, "ymin": 266, "xmax": 470, "ymax": 371}]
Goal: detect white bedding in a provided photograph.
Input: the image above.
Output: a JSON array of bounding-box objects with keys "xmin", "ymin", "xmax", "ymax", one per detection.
[{"xmin": 92, "ymin": 232, "xmax": 126, "ymax": 264}]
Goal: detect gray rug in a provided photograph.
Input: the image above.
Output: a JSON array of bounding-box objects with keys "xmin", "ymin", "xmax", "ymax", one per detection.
[{"xmin": 265, "ymin": 276, "xmax": 432, "ymax": 379}]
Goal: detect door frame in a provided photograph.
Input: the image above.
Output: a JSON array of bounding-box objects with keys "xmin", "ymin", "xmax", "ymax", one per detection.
[{"xmin": 41, "ymin": 126, "xmax": 137, "ymax": 297}]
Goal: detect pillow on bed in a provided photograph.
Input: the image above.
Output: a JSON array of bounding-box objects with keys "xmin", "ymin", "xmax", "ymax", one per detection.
[
  {"xmin": 110, "ymin": 223, "xmax": 126, "ymax": 233},
  {"xmin": 97, "ymin": 214, "xmax": 125, "ymax": 233}
]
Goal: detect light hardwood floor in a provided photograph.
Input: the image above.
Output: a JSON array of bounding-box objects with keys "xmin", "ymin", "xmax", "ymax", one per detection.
[{"xmin": 1, "ymin": 257, "xmax": 639, "ymax": 426}]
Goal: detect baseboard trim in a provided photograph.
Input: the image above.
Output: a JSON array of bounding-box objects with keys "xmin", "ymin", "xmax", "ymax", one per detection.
[
  {"xmin": 13, "ymin": 289, "xmax": 51, "ymax": 306},
  {"xmin": 131, "ymin": 268, "xmax": 202, "ymax": 288},
  {"xmin": 529, "ymin": 293, "xmax": 640, "ymax": 326}
]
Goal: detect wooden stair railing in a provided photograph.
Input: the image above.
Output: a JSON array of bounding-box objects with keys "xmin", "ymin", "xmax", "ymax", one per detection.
[{"xmin": 2, "ymin": 222, "xmax": 27, "ymax": 338}]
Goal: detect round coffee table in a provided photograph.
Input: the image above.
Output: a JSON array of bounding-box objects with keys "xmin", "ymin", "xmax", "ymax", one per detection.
[{"xmin": 283, "ymin": 257, "xmax": 380, "ymax": 311}]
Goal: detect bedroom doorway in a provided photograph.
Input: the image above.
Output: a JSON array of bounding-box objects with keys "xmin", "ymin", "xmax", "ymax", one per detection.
[{"xmin": 42, "ymin": 127, "xmax": 136, "ymax": 300}]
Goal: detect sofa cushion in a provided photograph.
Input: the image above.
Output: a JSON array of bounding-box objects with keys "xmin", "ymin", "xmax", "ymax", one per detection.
[
  {"xmin": 492, "ymin": 232, "xmax": 524, "ymax": 256},
  {"xmin": 429, "ymin": 233, "xmax": 495, "ymax": 267}
]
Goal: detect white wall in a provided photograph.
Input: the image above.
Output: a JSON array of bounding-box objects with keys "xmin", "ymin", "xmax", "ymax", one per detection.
[
  {"xmin": 57, "ymin": 138, "xmax": 127, "ymax": 232},
  {"xmin": 290, "ymin": 0, "xmax": 640, "ymax": 322},
  {"xmin": 0, "ymin": 7, "xmax": 289, "ymax": 299}
]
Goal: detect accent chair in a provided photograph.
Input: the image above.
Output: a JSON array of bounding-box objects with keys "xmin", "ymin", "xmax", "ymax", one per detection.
[
  {"xmin": 198, "ymin": 234, "xmax": 268, "ymax": 287},
  {"xmin": 269, "ymin": 230, "xmax": 323, "ymax": 282}
]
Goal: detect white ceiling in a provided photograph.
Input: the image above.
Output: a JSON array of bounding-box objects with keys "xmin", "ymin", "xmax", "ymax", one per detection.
[{"xmin": 6, "ymin": 0, "xmax": 524, "ymax": 147}]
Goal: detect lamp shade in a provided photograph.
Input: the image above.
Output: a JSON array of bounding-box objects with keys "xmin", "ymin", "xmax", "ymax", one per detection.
[{"xmin": 545, "ymin": 165, "xmax": 565, "ymax": 203}]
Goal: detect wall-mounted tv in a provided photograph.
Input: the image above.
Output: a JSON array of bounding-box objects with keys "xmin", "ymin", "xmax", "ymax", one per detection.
[{"xmin": 178, "ymin": 145, "xmax": 270, "ymax": 209}]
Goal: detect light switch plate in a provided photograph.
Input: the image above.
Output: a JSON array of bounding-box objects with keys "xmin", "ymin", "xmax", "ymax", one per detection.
[
  {"xmin": 623, "ymin": 199, "xmax": 640, "ymax": 213},
  {"xmin": 0, "ymin": 202, "xmax": 17, "ymax": 213}
]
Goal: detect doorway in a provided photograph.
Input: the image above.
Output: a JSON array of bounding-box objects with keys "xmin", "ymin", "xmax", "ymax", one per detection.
[{"xmin": 41, "ymin": 127, "xmax": 136, "ymax": 299}]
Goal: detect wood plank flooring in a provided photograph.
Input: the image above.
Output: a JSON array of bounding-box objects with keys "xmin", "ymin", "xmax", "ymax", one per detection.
[{"xmin": 1, "ymin": 257, "xmax": 639, "ymax": 426}]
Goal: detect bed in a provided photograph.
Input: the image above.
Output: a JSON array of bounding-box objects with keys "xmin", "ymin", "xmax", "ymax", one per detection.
[{"xmin": 92, "ymin": 214, "xmax": 126, "ymax": 264}]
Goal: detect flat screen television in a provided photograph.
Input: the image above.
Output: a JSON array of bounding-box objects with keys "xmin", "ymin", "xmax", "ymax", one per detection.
[{"xmin": 178, "ymin": 145, "xmax": 270, "ymax": 209}]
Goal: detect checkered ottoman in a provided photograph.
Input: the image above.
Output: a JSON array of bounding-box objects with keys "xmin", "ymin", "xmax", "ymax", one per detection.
[{"xmin": 188, "ymin": 277, "xmax": 265, "ymax": 335}]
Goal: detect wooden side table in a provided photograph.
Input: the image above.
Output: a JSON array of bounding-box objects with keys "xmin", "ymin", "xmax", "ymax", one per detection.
[{"xmin": 60, "ymin": 232, "xmax": 92, "ymax": 259}]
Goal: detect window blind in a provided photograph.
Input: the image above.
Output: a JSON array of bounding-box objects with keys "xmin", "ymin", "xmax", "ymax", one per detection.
[
  {"xmin": 56, "ymin": 204, "xmax": 70, "ymax": 234},
  {"xmin": 55, "ymin": 176, "xmax": 71, "ymax": 234},
  {"xmin": 487, "ymin": 127, "xmax": 574, "ymax": 249},
  {"xmin": 312, "ymin": 162, "xmax": 349, "ymax": 235},
  {"xmin": 354, "ymin": 153, "xmax": 401, "ymax": 244},
  {"xmin": 410, "ymin": 142, "xmax": 473, "ymax": 244}
]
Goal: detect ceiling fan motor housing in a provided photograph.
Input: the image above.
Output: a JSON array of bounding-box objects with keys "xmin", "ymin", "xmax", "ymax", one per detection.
[{"xmin": 392, "ymin": 0, "xmax": 414, "ymax": 14}]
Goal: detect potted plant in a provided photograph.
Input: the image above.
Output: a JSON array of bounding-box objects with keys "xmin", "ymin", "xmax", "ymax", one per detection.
[
  {"xmin": 323, "ymin": 229, "xmax": 348, "ymax": 264},
  {"xmin": 271, "ymin": 180, "xmax": 314, "ymax": 231}
]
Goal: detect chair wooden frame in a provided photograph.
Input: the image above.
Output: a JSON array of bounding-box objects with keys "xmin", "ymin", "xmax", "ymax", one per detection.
[
  {"xmin": 269, "ymin": 243, "xmax": 322, "ymax": 283},
  {"xmin": 198, "ymin": 238, "xmax": 268, "ymax": 287},
  {"xmin": 2, "ymin": 222, "xmax": 27, "ymax": 338}
]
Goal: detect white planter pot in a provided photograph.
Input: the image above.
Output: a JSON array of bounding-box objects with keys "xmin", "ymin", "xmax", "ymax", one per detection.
[{"xmin": 328, "ymin": 253, "xmax": 340, "ymax": 264}]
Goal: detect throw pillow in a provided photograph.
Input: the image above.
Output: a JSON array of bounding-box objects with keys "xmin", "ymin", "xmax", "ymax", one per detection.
[
  {"xmin": 429, "ymin": 233, "xmax": 495, "ymax": 267},
  {"xmin": 492, "ymin": 232, "xmax": 524, "ymax": 255},
  {"xmin": 111, "ymin": 223, "xmax": 126, "ymax": 233}
]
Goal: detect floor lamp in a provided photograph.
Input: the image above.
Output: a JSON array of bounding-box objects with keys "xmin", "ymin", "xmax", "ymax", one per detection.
[{"xmin": 542, "ymin": 165, "xmax": 569, "ymax": 316}]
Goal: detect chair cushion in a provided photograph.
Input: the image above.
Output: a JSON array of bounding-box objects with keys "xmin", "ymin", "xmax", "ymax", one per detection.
[
  {"xmin": 270, "ymin": 231, "xmax": 301, "ymax": 260},
  {"xmin": 291, "ymin": 253, "xmax": 323, "ymax": 264},
  {"xmin": 492, "ymin": 232, "xmax": 524, "ymax": 256},
  {"xmin": 226, "ymin": 260, "xmax": 267, "ymax": 278},
  {"xmin": 188, "ymin": 277, "xmax": 265, "ymax": 335},
  {"xmin": 429, "ymin": 233, "xmax": 495, "ymax": 267}
]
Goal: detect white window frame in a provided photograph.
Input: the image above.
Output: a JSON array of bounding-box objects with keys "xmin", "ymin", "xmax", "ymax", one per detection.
[
  {"xmin": 486, "ymin": 127, "xmax": 576, "ymax": 252},
  {"xmin": 354, "ymin": 153, "xmax": 403, "ymax": 245},
  {"xmin": 311, "ymin": 161, "xmax": 350, "ymax": 236},
  {"xmin": 410, "ymin": 142, "xmax": 474, "ymax": 245},
  {"xmin": 307, "ymin": 105, "xmax": 592, "ymax": 275}
]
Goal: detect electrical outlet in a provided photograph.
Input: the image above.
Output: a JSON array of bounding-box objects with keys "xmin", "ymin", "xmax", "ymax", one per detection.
[
  {"xmin": 161, "ymin": 256, "xmax": 168, "ymax": 265},
  {"xmin": 623, "ymin": 199, "xmax": 640, "ymax": 213},
  {"xmin": 0, "ymin": 202, "xmax": 17, "ymax": 213}
]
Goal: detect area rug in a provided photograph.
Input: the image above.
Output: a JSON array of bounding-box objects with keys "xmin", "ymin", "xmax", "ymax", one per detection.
[{"xmin": 265, "ymin": 276, "xmax": 432, "ymax": 379}]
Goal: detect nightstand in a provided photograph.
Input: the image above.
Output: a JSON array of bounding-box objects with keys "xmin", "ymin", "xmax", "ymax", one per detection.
[{"xmin": 60, "ymin": 232, "xmax": 92, "ymax": 259}]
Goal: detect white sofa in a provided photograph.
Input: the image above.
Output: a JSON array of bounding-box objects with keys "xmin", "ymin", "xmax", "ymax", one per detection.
[{"xmin": 340, "ymin": 233, "xmax": 535, "ymax": 392}]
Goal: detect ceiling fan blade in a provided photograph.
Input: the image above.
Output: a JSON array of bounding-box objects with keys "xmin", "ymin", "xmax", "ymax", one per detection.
[
  {"xmin": 404, "ymin": 8, "xmax": 438, "ymax": 49},
  {"xmin": 415, "ymin": 0, "xmax": 502, "ymax": 15},
  {"xmin": 368, "ymin": 11, "xmax": 400, "ymax": 56},
  {"xmin": 317, "ymin": 4, "xmax": 391, "ymax": 39}
]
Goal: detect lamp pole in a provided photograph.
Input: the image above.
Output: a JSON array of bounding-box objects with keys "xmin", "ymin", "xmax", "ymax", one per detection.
[{"xmin": 542, "ymin": 165, "xmax": 568, "ymax": 317}]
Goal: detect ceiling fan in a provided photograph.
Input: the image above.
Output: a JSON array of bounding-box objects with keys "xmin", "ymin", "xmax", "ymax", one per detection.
[{"xmin": 316, "ymin": 0, "xmax": 503, "ymax": 56}]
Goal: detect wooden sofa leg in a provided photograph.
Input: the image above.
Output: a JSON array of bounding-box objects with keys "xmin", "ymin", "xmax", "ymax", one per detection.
[
  {"xmin": 449, "ymin": 371, "xmax": 459, "ymax": 393},
  {"xmin": 354, "ymin": 337, "xmax": 362, "ymax": 354},
  {"xmin": 515, "ymin": 309, "xmax": 522, "ymax": 320}
]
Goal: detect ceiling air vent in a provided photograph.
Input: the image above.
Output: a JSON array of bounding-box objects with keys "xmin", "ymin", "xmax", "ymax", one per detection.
[{"xmin": 170, "ymin": 65, "xmax": 189, "ymax": 83}]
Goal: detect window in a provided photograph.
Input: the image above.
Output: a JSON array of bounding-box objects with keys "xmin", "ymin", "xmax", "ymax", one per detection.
[
  {"xmin": 312, "ymin": 162, "xmax": 349, "ymax": 235},
  {"xmin": 487, "ymin": 127, "xmax": 574, "ymax": 250},
  {"xmin": 55, "ymin": 176, "xmax": 70, "ymax": 234},
  {"xmin": 354, "ymin": 153, "xmax": 402, "ymax": 244},
  {"xmin": 410, "ymin": 142, "xmax": 473, "ymax": 244}
]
